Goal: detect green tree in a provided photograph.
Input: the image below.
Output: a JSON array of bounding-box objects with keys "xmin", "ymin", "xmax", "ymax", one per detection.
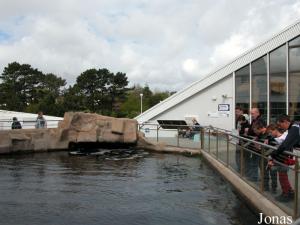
[
  {"xmin": 62, "ymin": 84, "xmax": 86, "ymax": 112},
  {"xmin": 0, "ymin": 62, "xmax": 67, "ymax": 116},
  {"xmin": 120, "ymin": 85, "xmax": 172, "ymax": 118},
  {"xmin": 75, "ymin": 68, "xmax": 128, "ymax": 115},
  {"xmin": 0, "ymin": 62, "xmax": 44, "ymax": 111},
  {"xmin": 107, "ymin": 72, "xmax": 129, "ymax": 115},
  {"xmin": 76, "ymin": 68, "xmax": 111, "ymax": 113},
  {"xmin": 148, "ymin": 92, "xmax": 170, "ymax": 107},
  {"xmin": 120, "ymin": 89, "xmax": 141, "ymax": 118}
]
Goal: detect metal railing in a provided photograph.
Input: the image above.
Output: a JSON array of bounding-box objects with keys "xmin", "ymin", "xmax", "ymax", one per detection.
[
  {"xmin": 0, "ymin": 119, "xmax": 63, "ymax": 130},
  {"xmin": 138, "ymin": 123, "xmax": 300, "ymax": 218}
]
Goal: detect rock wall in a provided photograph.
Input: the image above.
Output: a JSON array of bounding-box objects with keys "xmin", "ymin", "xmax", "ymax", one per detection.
[{"xmin": 0, "ymin": 112, "xmax": 138, "ymax": 154}]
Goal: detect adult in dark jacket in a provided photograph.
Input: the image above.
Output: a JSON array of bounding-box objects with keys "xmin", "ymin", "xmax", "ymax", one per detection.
[
  {"xmin": 247, "ymin": 108, "xmax": 266, "ymax": 137},
  {"xmin": 235, "ymin": 107, "xmax": 250, "ymax": 172},
  {"xmin": 271, "ymin": 114, "xmax": 300, "ymax": 202},
  {"xmin": 245, "ymin": 108, "xmax": 266, "ymax": 181},
  {"xmin": 11, "ymin": 117, "xmax": 22, "ymax": 129}
]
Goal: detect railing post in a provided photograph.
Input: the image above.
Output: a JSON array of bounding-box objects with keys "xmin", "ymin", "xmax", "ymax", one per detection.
[
  {"xmin": 200, "ymin": 128, "xmax": 204, "ymax": 150},
  {"xmin": 226, "ymin": 133, "xmax": 229, "ymax": 167},
  {"xmin": 177, "ymin": 128, "xmax": 179, "ymax": 147},
  {"xmin": 208, "ymin": 129, "xmax": 211, "ymax": 153},
  {"xmin": 216, "ymin": 130, "xmax": 219, "ymax": 159},
  {"xmin": 156, "ymin": 125, "xmax": 159, "ymax": 142},
  {"xmin": 260, "ymin": 148, "xmax": 265, "ymax": 193},
  {"xmin": 294, "ymin": 156, "xmax": 299, "ymax": 218},
  {"xmin": 241, "ymin": 144, "xmax": 244, "ymax": 177}
]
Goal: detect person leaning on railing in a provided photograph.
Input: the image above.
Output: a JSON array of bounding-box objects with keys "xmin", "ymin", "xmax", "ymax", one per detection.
[
  {"xmin": 235, "ymin": 106, "xmax": 250, "ymax": 172},
  {"xmin": 244, "ymin": 108, "xmax": 266, "ymax": 182},
  {"xmin": 252, "ymin": 122, "xmax": 278, "ymax": 194},
  {"xmin": 271, "ymin": 114, "xmax": 300, "ymax": 202},
  {"xmin": 184, "ymin": 118, "xmax": 200, "ymax": 139}
]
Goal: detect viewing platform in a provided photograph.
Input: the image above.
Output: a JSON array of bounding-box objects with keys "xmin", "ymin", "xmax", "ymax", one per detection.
[{"xmin": 139, "ymin": 123, "xmax": 300, "ymax": 221}]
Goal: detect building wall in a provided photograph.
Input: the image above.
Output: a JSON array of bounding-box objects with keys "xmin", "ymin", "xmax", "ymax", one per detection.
[{"xmin": 150, "ymin": 75, "xmax": 234, "ymax": 130}]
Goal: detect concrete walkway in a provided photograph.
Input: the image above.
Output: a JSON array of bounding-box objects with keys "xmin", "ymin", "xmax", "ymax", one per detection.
[{"xmin": 145, "ymin": 136, "xmax": 299, "ymax": 219}]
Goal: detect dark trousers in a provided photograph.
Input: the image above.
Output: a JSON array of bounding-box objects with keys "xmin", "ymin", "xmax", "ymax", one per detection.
[
  {"xmin": 245, "ymin": 150, "xmax": 259, "ymax": 181},
  {"xmin": 262, "ymin": 158, "xmax": 277, "ymax": 190},
  {"xmin": 235, "ymin": 147, "xmax": 241, "ymax": 172}
]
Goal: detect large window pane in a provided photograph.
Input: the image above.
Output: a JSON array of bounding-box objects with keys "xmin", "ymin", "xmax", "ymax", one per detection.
[
  {"xmin": 289, "ymin": 36, "xmax": 300, "ymax": 121},
  {"xmin": 269, "ymin": 45, "xmax": 286, "ymax": 123},
  {"xmin": 289, "ymin": 36, "xmax": 300, "ymax": 47},
  {"xmin": 252, "ymin": 56, "xmax": 267, "ymax": 121},
  {"xmin": 235, "ymin": 65, "xmax": 250, "ymax": 114}
]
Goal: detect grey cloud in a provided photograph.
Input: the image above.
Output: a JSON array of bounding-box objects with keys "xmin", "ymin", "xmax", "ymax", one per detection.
[{"xmin": 0, "ymin": 0, "xmax": 300, "ymax": 91}]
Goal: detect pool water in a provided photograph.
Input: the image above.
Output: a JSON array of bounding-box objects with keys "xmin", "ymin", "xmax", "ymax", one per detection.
[{"xmin": 0, "ymin": 151, "xmax": 259, "ymax": 225}]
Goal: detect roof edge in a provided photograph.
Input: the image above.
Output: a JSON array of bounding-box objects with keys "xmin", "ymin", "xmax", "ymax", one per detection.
[{"xmin": 135, "ymin": 19, "xmax": 300, "ymax": 121}]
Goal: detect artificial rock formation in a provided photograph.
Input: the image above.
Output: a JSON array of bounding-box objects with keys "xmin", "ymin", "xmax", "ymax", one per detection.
[{"xmin": 0, "ymin": 112, "xmax": 138, "ymax": 154}]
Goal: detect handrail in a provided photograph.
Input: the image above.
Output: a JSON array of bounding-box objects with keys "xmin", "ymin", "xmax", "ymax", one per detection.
[
  {"xmin": 138, "ymin": 123, "xmax": 298, "ymax": 157},
  {"xmin": 0, "ymin": 119, "xmax": 63, "ymax": 122}
]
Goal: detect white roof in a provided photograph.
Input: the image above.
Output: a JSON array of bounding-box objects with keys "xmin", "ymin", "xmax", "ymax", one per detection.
[{"xmin": 136, "ymin": 19, "xmax": 300, "ymax": 122}]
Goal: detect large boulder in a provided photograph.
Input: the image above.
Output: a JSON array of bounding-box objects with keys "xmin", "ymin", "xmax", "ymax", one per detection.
[
  {"xmin": 0, "ymin": 112, "xmax": 139, "ymax": 154},
  {"xmin": 58, "ymin": 112, "xmax": 138, "ymax": 145}
]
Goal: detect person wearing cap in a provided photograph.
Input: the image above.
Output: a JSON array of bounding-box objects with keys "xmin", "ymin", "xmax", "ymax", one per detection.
[{"xmin": 11, "ymin": 117, "xmax": 22, "ymax": 129}]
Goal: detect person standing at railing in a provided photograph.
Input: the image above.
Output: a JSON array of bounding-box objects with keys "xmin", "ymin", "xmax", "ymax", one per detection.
[
  {"xmin": 184, "ymin": 118, "xmax": 200, "ymax": 139},
  {"xmin": 35, "ymin": 111, "xmax": 47, "ymax": 129},
  {"xmin": 11, "ymin": 117, "xmax": 22, "ymax": 129},
  {"xmin": 235, "ymin": 106, "xmax": 250, "ymax": 172},
  {"xmin": 252, "ymin": 122, "xmax": 278, "ymax": 194},
  {"xmin": 271, "ymin": 114, "xmax": 300, "ymax": 202},
  {"xmin": 245, "ymin": 108, "xmax": 266, "ymax": 182}
]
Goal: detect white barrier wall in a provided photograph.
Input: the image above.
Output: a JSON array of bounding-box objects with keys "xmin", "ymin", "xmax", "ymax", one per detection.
[{"xmin": 0, "ymin": 110, "xmax": 63, "ymax": 130}]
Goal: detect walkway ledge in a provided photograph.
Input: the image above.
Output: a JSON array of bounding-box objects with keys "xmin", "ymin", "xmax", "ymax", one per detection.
[
  {"xmin": 138, "ymin": 137, "xmax": 288, "ymax": 220},
  {"xmin": 200, "ymin": 149, "xmax": 289, "ymax": 221}
]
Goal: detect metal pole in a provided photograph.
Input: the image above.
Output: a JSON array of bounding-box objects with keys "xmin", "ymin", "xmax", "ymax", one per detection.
[
  {"xmin": 260, "ymin": 149, "xmax": 265, "ymax": 193},
  {"xmin": 200, "ymin": 128, "xmax": 204, "ymax": 150},
  {"xmin": 241, "ymin": 144, "xmax": 244, "ymax": 177},
  {"xmin": 208, "ymin": 129, "xmax": 211, "ymax": 153},
  {"xmin": 177, "ymin": 128, "xmax": 179, "ymax": 147},
  {"xmin": 140, "ymin": 93, "xmax": 143, "ymax": 114},
  {"xmin": 294, "ymin": 157, "xmax": 299, "ymax": 218},
  {"xmin": 226, "ymin": 134, "xmax": 229, "ymax": 167},
  {"xmin": 216, "ymin": 130, "xmax": 219, "ymax": 159},
  {"xmin": 156, "ymin": 125, "xmax": 159, "ymax": 142}
]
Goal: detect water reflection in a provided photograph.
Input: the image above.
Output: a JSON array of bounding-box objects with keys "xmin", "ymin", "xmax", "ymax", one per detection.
[{"xmin": 0, "ymin": 152, "xmax": 259, "ymax": 225}]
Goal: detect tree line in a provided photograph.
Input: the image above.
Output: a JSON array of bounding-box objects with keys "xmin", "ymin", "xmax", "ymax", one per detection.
[{"xmin": 0, "ymin": 62, "xmax": 173, "ymax": 118}]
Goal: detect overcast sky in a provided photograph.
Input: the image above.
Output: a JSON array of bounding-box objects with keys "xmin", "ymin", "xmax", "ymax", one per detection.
[{"xmin": 0, "ymin": 0, "xmax": 300, "ymax": 91}]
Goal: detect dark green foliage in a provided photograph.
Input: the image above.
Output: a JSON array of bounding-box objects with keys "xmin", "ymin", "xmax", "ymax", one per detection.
[
  {"xmin": 0, "ymin": 62, "xmax": 172, "ymax": 118},
  {"xmin": 120, "ymin": 84, "xmax": 173, "ymax": 118}
]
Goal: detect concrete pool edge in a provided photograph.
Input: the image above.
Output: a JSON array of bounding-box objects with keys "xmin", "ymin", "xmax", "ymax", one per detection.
[
  {"xmin": 199, "ymin": 149, "xmax": 289, "ymax": 220},
  {"xmin": 136, "ymin": 142, "xmax": 288, "ymax": 219}
]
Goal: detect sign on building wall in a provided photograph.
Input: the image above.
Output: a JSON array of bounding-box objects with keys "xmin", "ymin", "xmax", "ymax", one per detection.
[{"xmin": 218, "ymin": 104, "xmax": 230, "ymax": 112}]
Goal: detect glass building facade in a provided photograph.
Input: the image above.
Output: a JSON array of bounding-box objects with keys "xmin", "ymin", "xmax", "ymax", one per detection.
[{"xmin": 235, "ymin": 36, "xmax": 300, "ymax": 123}]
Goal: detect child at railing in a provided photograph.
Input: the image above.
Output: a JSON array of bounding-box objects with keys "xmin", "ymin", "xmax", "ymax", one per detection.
[
  {"xmin": 271, "ymin": 115, "xmax": 299, "ymax": 202},
  {"xmin": 252, "ymin": 121, "xmax": 278, "ymax": 193},
  {"xmin": 266, "ymin": 124, "xmax": 288, "ymax": 145}
]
